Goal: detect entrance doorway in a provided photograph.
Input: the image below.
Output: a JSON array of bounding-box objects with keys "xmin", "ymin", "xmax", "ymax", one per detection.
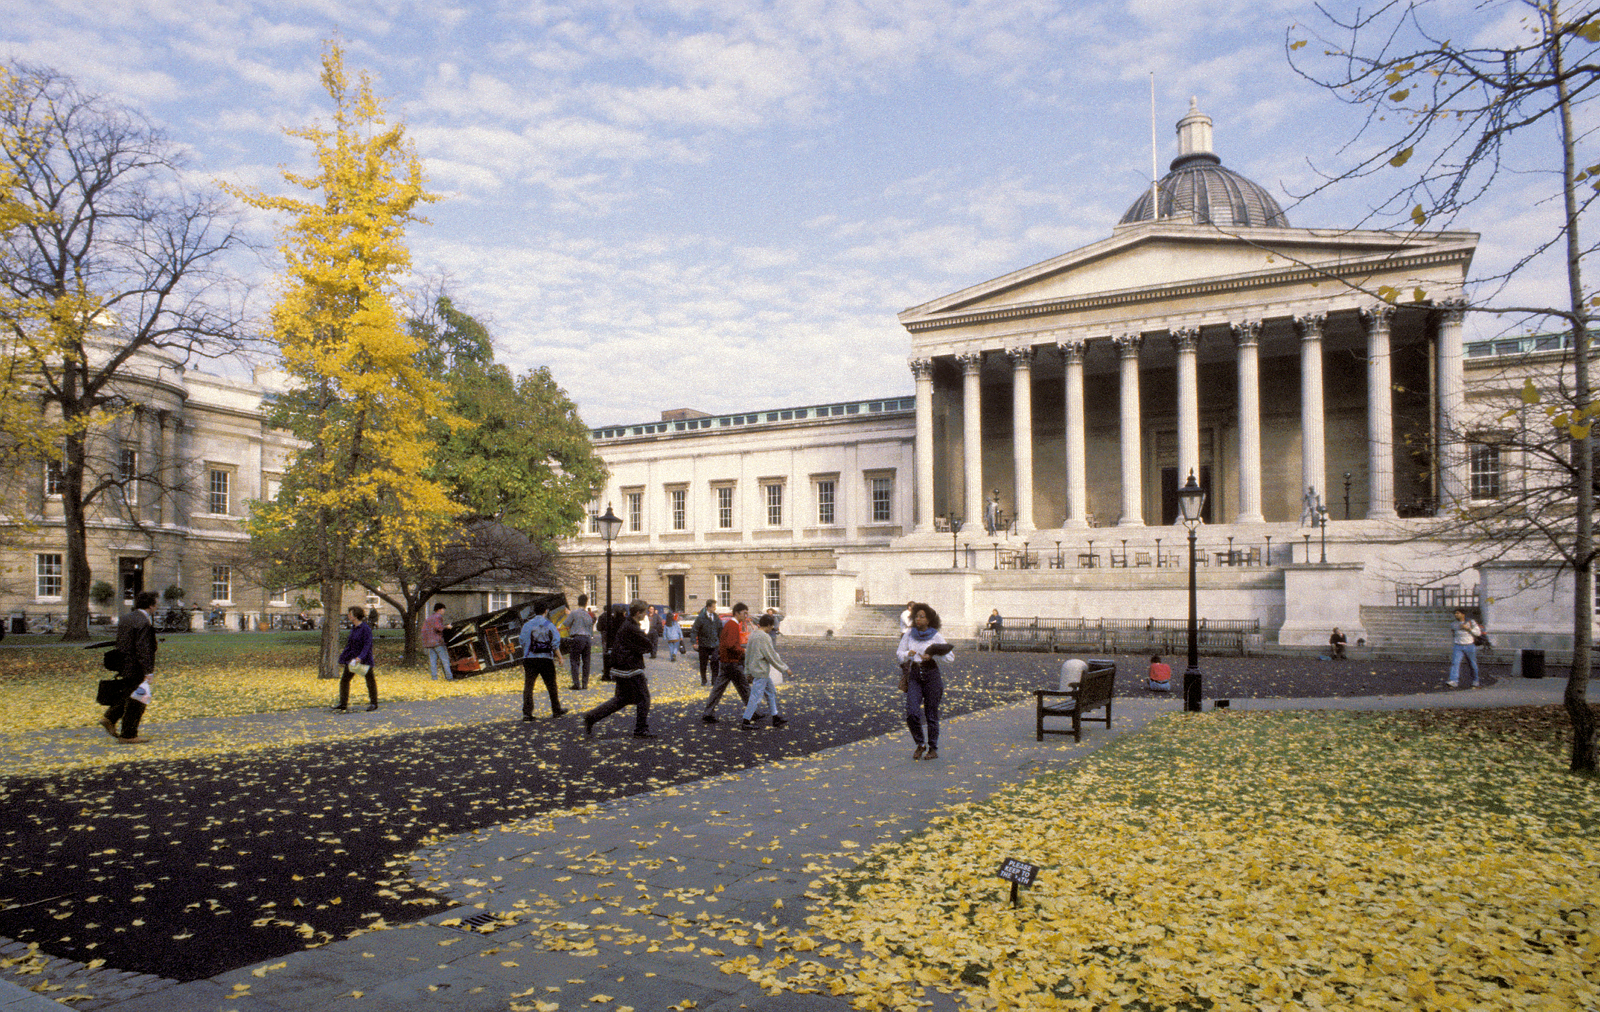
[
  {"xmin": 666, "ymin": 575, "xmax": 685, "ymax": 615},
  {"xmin": 118, "ymin": 557, "xmax": 145, "ymax": 603},
  {"xmin": 1160, "ymin": 465, "xmax": 1214, "ymax": 525}
]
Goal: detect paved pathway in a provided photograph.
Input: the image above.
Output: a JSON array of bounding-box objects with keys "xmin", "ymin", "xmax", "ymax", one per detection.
[{"xmin": 0, "ymin": 670, "xmax": 1592, "ymax": 1011}]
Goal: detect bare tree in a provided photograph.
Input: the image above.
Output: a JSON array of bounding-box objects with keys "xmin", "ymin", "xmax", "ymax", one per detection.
[
  {"xmin": 1288, "ymin": 1, "xmax": 1600, "ymax": 769},
  {"xmin": 0, "ymin": 63, "xmax": 250, "ymax": 640}
]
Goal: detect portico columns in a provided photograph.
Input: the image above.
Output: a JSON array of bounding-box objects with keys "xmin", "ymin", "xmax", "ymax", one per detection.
[
  {"xmin": 1007, "ymin": 346, "xmax": 1035, "ymax": 533},
  {"xmin": 1058, "ymin": 338, "xmax": 1088, "ymax": 529},
  {"xmin": 1231, "ymin": 321, "xmax": 1265, "ymax": 523},
  {"xmin": 958, "ymin": 352, "xmax": 985, "ymax": 529},
  {"xmin": 1296, "ymin": 313, "xmax": 1327, "ymax": 509},
  {"xmin": 1437, "ymin": 299, "xmax": 1469, "ymax": 512},
  {"xmin": 1361, "ymin": 306, "xmax": 1399, "ymax": 519},
  {"xmin": 1114, "ymin": 333, "xmax": 1145, "ymax": 526},
  {"xmin": 911, "ymin": 358, "xmax": 935, "ymax": 532},
  {"xmin": 1172, "ymin": 327, "xmax": 1201, "ymax": 490}
]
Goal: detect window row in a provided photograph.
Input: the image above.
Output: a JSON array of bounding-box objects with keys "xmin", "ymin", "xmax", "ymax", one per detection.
[
  {"xmin": 590, "ymin": 475, "xmax": 895, "ymax": 533},
  {"xmin": 573, "ymin": 573, "xmax": 782, "ymax": 613},
  {"xmin": 41, "ymin": 457, "xmax": 239, "ymax": 515},
  {"xmin": 32, "ymin": 555, "xmax": 237, "ymax": 604}
]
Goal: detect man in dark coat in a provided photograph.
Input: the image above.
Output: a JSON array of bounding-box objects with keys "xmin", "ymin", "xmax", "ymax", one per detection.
[
  {"xmin": 690, "ymin": 599, "xmax": 723, "ymax": 687},
  {"xmin": 101, "ymin": 590, "xmax": 158, "ymax": 743}
]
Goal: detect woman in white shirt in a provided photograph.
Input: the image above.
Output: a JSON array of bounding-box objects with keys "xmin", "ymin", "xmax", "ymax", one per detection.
[{"xmin": 896, "ymin": 603, "xmax": 953, "ymax": 761}]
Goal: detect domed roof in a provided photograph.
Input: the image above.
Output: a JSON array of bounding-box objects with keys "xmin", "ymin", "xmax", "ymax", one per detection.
[{"xmin": 1120, "ymin": 99, "xmax": 1289, "ymax": 229}]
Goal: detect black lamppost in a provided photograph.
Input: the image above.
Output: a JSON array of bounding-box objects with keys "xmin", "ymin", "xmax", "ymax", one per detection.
[
  {"xmin": 1343, "ymin": 472, "xmax": 1352, "ymax": 520},
  {"xmin": 1316, "ymin": 503, "xmax": 1329, "ymax": 564},
  {"xmin": 597, "ymin": 504, "xmax": 623, "ymax": 655},
  {"xmin": 1264, "ymin": 534, "xmax": 1272, "ymax": 567},
  {"xmin": 948, "ymin": 515, "xmax": 964, "ymax": 568},
  {"xmin": 1178, "ymin": 470, "xmax": 1207, "ymax": 713}
]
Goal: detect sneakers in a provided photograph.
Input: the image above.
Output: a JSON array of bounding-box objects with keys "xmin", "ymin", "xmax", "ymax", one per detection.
[
  {"xmin": 1446, "ymin": 681, "xmax": 1459, "ymax": 688},
  {"xmin": 365, "ymin": 703, "xmax": 379, "ymax": 712},
  {"xmin": 771, "ymin": 715, "xmax": 788, "ymax": 727},
  {"xmin": 331, "ymin": 706, "xmax": 349, "ymax": 712},
  {"xmin": 740, "ymin": 718, "xmax": 757, "ymax": 728},
  {"xmin": 912, "ymin": 745, "xmax": 925, "ymax": 760},
  {"xmin": 98, "ymin": 717, "xmax": 119, "ymax": 740},
  {"xmin": 552, "ymin": 707, "xmax": 570, "ymax": 717},
  {"xmin": 923, "ymin": 747, "xmax": 938, "ymax": 760},
  {"xmin": 116, "ymin": 736, "xmax": 149, "ymax": 744}
]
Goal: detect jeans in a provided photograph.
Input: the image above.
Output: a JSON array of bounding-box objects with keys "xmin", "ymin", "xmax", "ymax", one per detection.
[
  {"xmin": 664, "ymin": 638, "xmax": 680, "ymax": 661},
  {"xmin": 523, "ymin": 657, "xmax": 562, "ymax": 716},
  {"xmin": 1450, "ymin": 642, "xmax": 1479, "ymax": 684},
  {"xmin": 703, "ymin": 661, "xmax": 749, "ymax": 716},
  {"xmin": 742, "ymin": 676, "xmax": 780, "ymax": 720},
  {"xmin": 425, "ymin": 644, "xmax": 450, "ymax": 680},
  {"xmin": 585, "ymin": 672, "xmax": 650, "ymax": 733},
  {"xmin": 568, "ymin": 636, "xmax": 591, "ymax": 687},
  {"xmin": 905, "ymin": 665, "xmax": 943, "ymax": 747},
  {"xmin": 697, "ymin": 646, "xmax": 720, "ymax": 685}
]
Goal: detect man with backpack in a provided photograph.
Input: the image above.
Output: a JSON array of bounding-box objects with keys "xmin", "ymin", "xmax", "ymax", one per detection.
[{"xmin": 519, "ymin": 600, "xmax": 567, "ymax": 720}]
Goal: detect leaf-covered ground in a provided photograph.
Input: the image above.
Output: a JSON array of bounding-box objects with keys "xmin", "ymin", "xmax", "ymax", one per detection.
[{"xmin": 777, "ymin": 706, "xmax": 1599, "ymax": 1011}]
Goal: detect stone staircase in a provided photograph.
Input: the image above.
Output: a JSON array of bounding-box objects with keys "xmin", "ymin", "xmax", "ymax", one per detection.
[
  {"xmin": 1358, "ymin": 605, "xmax": 1464, "ymax": 654},
  {"xmin": 836, "ymin": 604, "xmax": 904, "ymax": 638}
]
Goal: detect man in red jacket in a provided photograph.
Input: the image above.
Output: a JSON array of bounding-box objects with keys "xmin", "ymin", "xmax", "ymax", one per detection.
[{"xmin": 700, "ymin": 602, "xmax": 751, "ymax": 723}]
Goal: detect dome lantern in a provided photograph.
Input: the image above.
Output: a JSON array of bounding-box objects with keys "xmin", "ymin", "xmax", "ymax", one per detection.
[{"xmin": 1120, "ymin": 100, "xmax": 1288, "ymax": 229}]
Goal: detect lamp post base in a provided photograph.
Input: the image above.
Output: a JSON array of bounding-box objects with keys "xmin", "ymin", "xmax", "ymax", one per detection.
[{"xmin": 1183, "ymin": 666, "xmax": 1202, "ymax": 712}]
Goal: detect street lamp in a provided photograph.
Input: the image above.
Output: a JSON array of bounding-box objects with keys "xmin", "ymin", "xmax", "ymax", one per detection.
[
  {"xmin": 1343, "ymin": 472, "xmax": 1352, "ymax": 520},
  {"xmin": 597, "ymin": 503, "xmax": 623, "ymax": 660},
  {"xmin": 1316, "ymin": 502, "xmax": 1329, "ymax": 564},
  {"xmin": 1177, "ymin": 470, "xmax": 1207, "ymax": 713},
  {"xmin": 948, "ymin": 515, "xmax": 964, "ymax": 568}
]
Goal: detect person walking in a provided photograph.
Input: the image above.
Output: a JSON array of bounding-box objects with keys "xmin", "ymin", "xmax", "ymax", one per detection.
[
  {"xmin": 896, "ymin": 603, "xmax": 952, "ymax": 760},
  {"xmin": 663, "ymin": 611, "xmax": 682, "ymax": 662},
  {"xmin": 583, "ymin": 600, "xmax": 657, "ymax": 738},
  {"xmin": 691, "ymin": 599, "xmax": 722, "ymax": 686},
  {"xmin": 334, "ymin": 606, "xmax": 378, "ymax": 712},
  {"xmin": 421, "ymin": 602, "xmax": 451, "ymax": 680},
  {"xmin": 100, "ymin": 590, "xmax": 159, "ymax": 743},
  {"xmin": 596, "ymin": 603, "xmax": 625, "ymax": 682},
  {"xmin": 740, "ymin": 613, "xmax": 792, "ymax": 728},
  {"xmin": 519, "ymin": 600, "xmax": 567, "ymax": 720},
  {"xmin": 646, "ymin": 605, "xmax": 663, "ymax": 657},
  {"xmin": 567, "ymin": 594, "xmax": 595, "ymax": 689},
  {"xmin": 1448, "ymin": 609, "xmax": 1483, "ymax": 688},
  {"xmin": 702, "ymin": 602, "xmax": 752, "ymax": 723}
]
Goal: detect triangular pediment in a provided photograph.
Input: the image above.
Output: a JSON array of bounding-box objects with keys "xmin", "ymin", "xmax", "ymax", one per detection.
[{"xmin": 898, "ymin": 222, "xmax": 1477, "ymax": 330}]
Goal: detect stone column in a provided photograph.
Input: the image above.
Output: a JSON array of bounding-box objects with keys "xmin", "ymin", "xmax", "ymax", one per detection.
[
  {"xmin": 1171, "ymin": 326, "xmax": 1202, "ymax": 491},
  {"xmin": 1361, "ymin": 306, "xmax": 1399, "ymax": 519},
  {"xmin": 1231, "ymin": 320, "xmax": 1265, "ymax": 523},
  {"xmin": 958, "ymin": 352, "xmax": 985, "ymax": 529},
  {"xmin": 1114, "ymin": 333, "xmax": 1145, "ymax": 526},
  {"xmin": 1058, "ymin": 337, "xmax": 1088, "ymax": 529},
  {"xmin": 911, "ymin": 358, "xmax": 936, "ymax": 532},
  {"xmin": 1436, "ymin": 299, "xmax": 1469, "ymax": 512},
  {"xmin": 1007, "ymin": 346, "xmax": 1035, "ymax": 533},
  {"xmin": 1296, "ymin": 313, "xmax": 1327, "ymax": 511}
]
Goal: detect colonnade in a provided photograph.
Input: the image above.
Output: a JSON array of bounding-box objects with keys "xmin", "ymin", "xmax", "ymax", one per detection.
[{"xmin": 910, "ymin": 303, "xmax": 1469, "ymax": 534}]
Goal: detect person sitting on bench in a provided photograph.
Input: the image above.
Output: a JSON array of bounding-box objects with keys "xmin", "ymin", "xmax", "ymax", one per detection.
[{"xmin": 1060, "ymin": 657, "xmax": 1087, "ymax": 690}]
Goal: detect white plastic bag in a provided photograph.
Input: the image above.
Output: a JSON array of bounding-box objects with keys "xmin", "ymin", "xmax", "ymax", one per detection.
[
  {"xmin": 130, "ymin": 679, "xmax": 152, "ymax": 704},
  {"xmin": 347, "ymin": 661, "xmax": 371, "ymax": 677},
  {"xmin": 769, "ymin": 667, "xmax": 785, "ymax": 687}
]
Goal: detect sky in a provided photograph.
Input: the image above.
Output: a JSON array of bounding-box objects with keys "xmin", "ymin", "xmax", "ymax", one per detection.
[{"xmin": 1, "ymin": 0, "xmax": 1576, "ymax": 428}]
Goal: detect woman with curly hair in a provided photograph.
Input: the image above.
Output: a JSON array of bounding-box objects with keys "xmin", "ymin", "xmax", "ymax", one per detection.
[{"xmin": 895, "ymin": 602, "xmax": 953, "ymax": 760}]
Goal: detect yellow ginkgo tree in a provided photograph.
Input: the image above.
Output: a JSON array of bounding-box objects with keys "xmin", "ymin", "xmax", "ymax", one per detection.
[{"xmin": 226, "ymin": 43, "xmax": 460, "ymax": 679}]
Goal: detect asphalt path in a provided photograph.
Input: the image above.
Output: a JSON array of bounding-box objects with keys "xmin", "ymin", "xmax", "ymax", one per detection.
[{"xmin": 0, "ymin": 645, "xmax": 1483, "ymax": 983}]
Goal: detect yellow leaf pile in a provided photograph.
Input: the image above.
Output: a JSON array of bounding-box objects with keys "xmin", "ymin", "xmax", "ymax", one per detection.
[{"xmin": 776, "ymin": 711, "xmax": 1600, "ymax": 1010}]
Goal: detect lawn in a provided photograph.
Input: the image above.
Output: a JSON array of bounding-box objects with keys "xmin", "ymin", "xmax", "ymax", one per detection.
[
  {"xmin": 758, "ymin": 707, "xmax": 1600, "ymax": 1011},
  {"xmin": 0, "ymin": 632, "xmax": 525, "ymax": 735}
]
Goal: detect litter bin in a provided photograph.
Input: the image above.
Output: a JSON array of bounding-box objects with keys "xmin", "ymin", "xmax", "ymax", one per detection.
[
  {"xmin": 1518, "ymin": 648, "xmax": 1545, "ymax": 679},
  {"xmin": 9, "ymin": 613, "xmax": 24, "ymax": 634}
]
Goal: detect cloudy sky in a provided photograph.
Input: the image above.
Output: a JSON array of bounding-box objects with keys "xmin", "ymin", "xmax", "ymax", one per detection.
[{"xmin": 2, "ymin": 0, "xmax": 1567, "ymax": 427}]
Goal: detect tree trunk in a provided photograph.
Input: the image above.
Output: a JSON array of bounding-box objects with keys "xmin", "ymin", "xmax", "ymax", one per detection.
[
  {"xmin": 61, "ymin": 421, "xmax": 91, "ymax": 642},
  {"xmin": 318, "ymin": 578, "xmax": 342, "ymax": 679},
  {"xmin": 1552, "ymin": 5, "xmax": 1596, "ymax": 771},
  {"xmin": 400, "ymin": 608, "xmax": 419, "ymax": 667}
]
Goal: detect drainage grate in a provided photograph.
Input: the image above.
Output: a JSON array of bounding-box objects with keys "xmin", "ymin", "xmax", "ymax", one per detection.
[{"xmin": 446, "ymin": 912, "xmax": 508, "ymax": 934}]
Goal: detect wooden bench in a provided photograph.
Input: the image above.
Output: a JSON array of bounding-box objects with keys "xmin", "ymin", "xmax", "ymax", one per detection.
[{"xmin": 1034, "ymin": 662, "xmax": 1116, "ymax": 742}]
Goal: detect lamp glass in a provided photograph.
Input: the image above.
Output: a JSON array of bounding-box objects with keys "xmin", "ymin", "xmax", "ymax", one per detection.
[
  {"xmin": 597, "ymin": 506, "xmax": 623, "ymax": 542},
  {"xmin": 1177, "ymin": 471, "xmax": 1207, "ymax": 524}
]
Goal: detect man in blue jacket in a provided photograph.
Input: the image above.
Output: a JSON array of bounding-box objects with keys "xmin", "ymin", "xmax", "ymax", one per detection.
[{"xmin": 519, "ymin": 600, "xmax": 567, "ymax": 721}]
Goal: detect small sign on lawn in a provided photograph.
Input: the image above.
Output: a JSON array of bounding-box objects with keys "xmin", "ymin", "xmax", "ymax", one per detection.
[{"xmin": 996, "ymin": 857, "xmax": 1040, "ymax": 906}]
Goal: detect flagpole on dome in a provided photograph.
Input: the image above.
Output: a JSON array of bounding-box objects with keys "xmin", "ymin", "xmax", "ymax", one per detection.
[{"xmin": 1149, "ymin": 72, "xmax": 1159, "ymax": 221}]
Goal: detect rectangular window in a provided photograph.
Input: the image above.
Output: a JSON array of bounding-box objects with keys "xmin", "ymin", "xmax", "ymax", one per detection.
[
  {"xmin": 872, "ymin": 476, "xmax": 893, "ymax": 522},
  {"xmin": 764, "ymin": 483, "xmax": 783, "ymax": 526},
  {"xmin": 119, "ymin": 447, "xmax": 138, "ymax": 503},
  {"xmin": 208, "ymin": 468, "xmax": 231, "ymax": 515},
  {"xmin": 44, "ymin": 459, "xmax": 64, "ymax": 498},
  {"xmin": 625, "ymin": 574, "xmax": 639, "ymax": 601},
  {"xmin": 716, "ymin": 486, "xmax": 734, "ymax": 529},
  {"xmin": 270, "ymin": 586, "xmax": 289, "ymax": 606},
  {"xmin": 817, "ymin": 480, "xmax": 835, "ymax": 525},
  {"xmin": 670, "ymin": 488, "xmax": 687, "ymax": 530},
  {"xmin": 588, "ymin": 504, "xmax": 600, "ymax": 534},
  {"xmin": 715, "ymin": 574, "xmax": 731, "ymax": 608},
  {"xmin": 627, "ymin": 491, "xmax": 642, "ymax": 532},
  {"xmin": 210, "ymin": 565, "xmax": 232, "ymax": 604},
  {"xmin": 764, "ymin": 573, "xmax": 781, "ymax": 612},
  {"xmin": 1470, "ymin": 444, "xmax": 1500, "ymax": 500},
  {"xmin": 583, "ymin": 574, "xmax": 597, "ymax": 600},
  {"xmin": 35, "ymin": 553, "xmax": 62, "ymax": 599},
  {"xmin": 488, "ymin": 591, "xmax": 511, "ymax": 611}
]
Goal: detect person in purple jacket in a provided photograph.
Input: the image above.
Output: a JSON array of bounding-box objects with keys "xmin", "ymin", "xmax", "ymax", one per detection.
[{"xmin": 334, "ymin": 605, "xmax": 378, "ymax": 712}]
